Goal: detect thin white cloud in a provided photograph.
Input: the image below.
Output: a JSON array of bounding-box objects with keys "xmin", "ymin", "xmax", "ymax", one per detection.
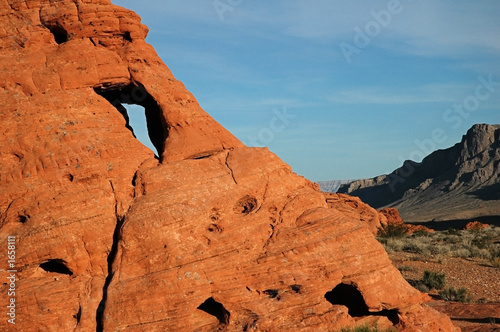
[{"xmin": 326, "ymin": 83, "xmax": 471, "ymax": 105}]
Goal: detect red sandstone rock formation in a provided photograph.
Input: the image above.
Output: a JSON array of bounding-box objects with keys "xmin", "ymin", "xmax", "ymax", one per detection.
[
  {"xmin": 324, "ymin": 193, "xmax": 388, "ymax": 235},
  {"xmin": 378, "ymin": 208, "xmax": 434, "ymax": 235},
  {"xmin": 463, "ymin": 221, "xmax": 490, "ymax": 230},
  {"xmin": 0, "ymin": 1, "xmax": 457, "ymax": 331}
]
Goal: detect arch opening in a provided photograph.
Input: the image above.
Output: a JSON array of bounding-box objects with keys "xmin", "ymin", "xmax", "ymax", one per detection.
[{"xmin": 94, "ymin": 83, "xmax": 168, "ymax": 159}]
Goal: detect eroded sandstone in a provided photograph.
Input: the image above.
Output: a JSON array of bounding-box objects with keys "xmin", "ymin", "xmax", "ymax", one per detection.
[{"xmin": 0, "ymin": 1, "xmax": 458, "ymax": 331}]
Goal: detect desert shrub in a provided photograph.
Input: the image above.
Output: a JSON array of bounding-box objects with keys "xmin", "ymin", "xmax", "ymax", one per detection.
[
  {"xmin": 471, "ymin": 235, "xmax": 492, "ymax": 249},
  {"xmin": 439, "ymin": 287, "xmax": 471, "ymax": 303},
  {"xmin": 452, "ymin": 248, "xmax": 472, "ymax": 258},
  {"xmin": 470, "ymin": 248, "xmax": 492, "ymax": 260},
  {"xmin": 398, "ymin": 265, "xmax": 414, "ymax": 272},
  {"xmin": 422, "ymin": 271, "xmax": 446, "ymax": 290},
  {"xmin": 491, "ymin": 250, "xmax": 500, "ymax": 268},
  {"xmin": 408, "ymin": 280, "xmax": 429, "ymax": 293},
  {"xmin": 446, "ymin": 228, "xmax": 460, "ymax": 235},
  {"xmin": 385, "ymin": 238, "xmax": 405, "ymax": 251},
  {"xmin": 377, "ymin": 223, "xmax": 407, "ymax": 238},
  {"xmin": 379, "ymin": 226, "xmax": 500, "ymax": 262}
]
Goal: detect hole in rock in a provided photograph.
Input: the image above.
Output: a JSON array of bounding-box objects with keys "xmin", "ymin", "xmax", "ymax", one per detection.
[
  {"xmin": 39, "ymin": 259, "xmax": 73, "ymax": 276},
  {"xmin": 93, "ymin": 83, "xmax": 168, "ymax": 159},
  {"xmin": 325, "ymin": 283, "xmax": 400, "ymax": 324},
  {"xmin": 290, "ymin": 284, "xmax": 302, "ymax": 293},
  {"xmin": 263, "ymin": 289, "xmax": 280, "ymax": 300},
  {"xmin": 233, "ymin": 195, "xmax": 258, "ymax": 215},
  {"xmin": 197, "ymin": 297, "xmax": 230, "ymax": 326},
  {"xmin": 45, "ymin": 24, "xmax": 68, "ymax": 44},
  {"xmin": 18, "ymin": 215, "xmax": 29, "ymax": 223},
  {"xmin": 123, "ymin": 31, "xmax": 132, "ymax": 42},
  {"xmin": 325, "ymin": 283, "xmax": 368, "ymax": 317},
  {"xmin": 207, "ymin": 223, "xmax": 223, "ymax": 233}
]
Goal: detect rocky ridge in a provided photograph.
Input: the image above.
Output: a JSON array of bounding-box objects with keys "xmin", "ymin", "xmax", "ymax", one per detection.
[
  {"xmin": 339, "ymin": 124, "xmax": 500, "ymax": 223},
  {"xmin": 0, "ymin": 1, "xmax": 458, "ymax": 331}
]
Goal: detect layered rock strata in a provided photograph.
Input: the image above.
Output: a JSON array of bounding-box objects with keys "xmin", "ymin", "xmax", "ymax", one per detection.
[{"xmin": 0, "ymin": 1, "xmax": 458, "ymax": 331}]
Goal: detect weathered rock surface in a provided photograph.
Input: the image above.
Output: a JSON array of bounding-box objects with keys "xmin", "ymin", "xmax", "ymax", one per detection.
[
  {"xmin": 463, "ymin": 221, "xmax": 489, "ymax": 231},
  {"xmin": 0, "ymin": 1, "xmax": 458, "ymax": 331},
  {"xmin": 324, "ymin": 193, "xmax": 388, "ymax": 235},
  {"xmin": 378, "ymin": 208, "xmax": 434, "ymax": 235},
  {"xmin": 339, "ymin": 124, "xmax": 500, "ymax": 223}
]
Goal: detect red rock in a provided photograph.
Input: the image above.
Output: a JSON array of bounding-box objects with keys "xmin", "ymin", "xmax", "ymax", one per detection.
[
  {"xmin": 324, "ymin": 193, "xmax": 387, "ymax": 235},
  {"xmin": 379, "ymin": 207, "xmax": 404, "ymax": 225},
  {"xmin": 463, "ymin": 221, "xmax": 490, "ymax": 230},
  {"xmin": 0, "ymin": 1, "xmax": 457, "ymax": 331},
  {"xmin": 378, "ymin": 208, "xmax": 434, "ymax": 235}
]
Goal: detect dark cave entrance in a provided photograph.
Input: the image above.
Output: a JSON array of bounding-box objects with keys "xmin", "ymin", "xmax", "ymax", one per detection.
[
  {"xmin": 324, "ymin": 283, "xmax": 400, "ymax": 325},
  {"xmin": 325, "ymin": 283, "xmax": 368, "ymax": 317},
  {"xmin": 94, "ymin": 83, "xmax": 167, "ymax": 159},
  {"xmin": 197, "ymin": 297, "xmax": 230, "ymax": 326},
  {"xmin": 44, "ymin": 23, "xmax": 69, "ymax": 44}
]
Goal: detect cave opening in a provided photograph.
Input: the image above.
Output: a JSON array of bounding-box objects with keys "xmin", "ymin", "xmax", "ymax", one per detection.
[
  {"xmin": 94, "ymin": 83, "xmax": 167, "ymax": 159},
  {"xmin": 197, "ymin": 297, "xmax": 230, "ymax": 326},
  {"xmin": 325, "ymin": 283, "xmax": 368, "ymax": 317},
  {"xmin": 45, "ymin": 24, "xmax": 68, "ymax": 44}
]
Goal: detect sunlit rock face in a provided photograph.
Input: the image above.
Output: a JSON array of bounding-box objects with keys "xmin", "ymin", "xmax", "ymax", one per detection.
[{"xmin": 0, "ymin": 1, "xmax": 458, "ymax": 331}]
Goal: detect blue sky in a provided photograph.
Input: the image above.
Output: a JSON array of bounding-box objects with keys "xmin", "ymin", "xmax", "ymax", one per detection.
[{"xmin": 115, "ymin": 0, "xmax": 500, "ymax": 182}]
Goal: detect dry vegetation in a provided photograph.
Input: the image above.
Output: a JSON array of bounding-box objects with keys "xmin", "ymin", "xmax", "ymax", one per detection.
[
  {"xmin": 377, "ymin": 225, "xmax": 500, "ymax": 303},
  {"xmin": 379, "ymin": 226, "xmax": 500, "ymax": 267}
]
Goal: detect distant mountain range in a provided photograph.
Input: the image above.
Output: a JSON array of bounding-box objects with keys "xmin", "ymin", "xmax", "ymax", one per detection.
[
  {"xmin": 317, "ymin": 179, "xmax": 354, "ymax": 193},
  {"xmin": 334, "ymin": 124, "xmax": 500, "ymax": 223}
]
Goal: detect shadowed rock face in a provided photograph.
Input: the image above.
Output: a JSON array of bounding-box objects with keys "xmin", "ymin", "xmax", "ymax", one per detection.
[
  {"xmin": 0, "ymin": 1, "xmax": 458, "ymax": 331},
  {"xmin": 339, "ymin": 124, "xmax": 500, "ymax": 222}
]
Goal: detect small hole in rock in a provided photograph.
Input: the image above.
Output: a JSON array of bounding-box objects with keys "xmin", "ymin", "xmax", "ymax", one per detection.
[
  {"xmin": 263, "ymin": 289, "xmax": 280, "ymax": 300},
  {"xmin": 18, "ymin": 215, "xmax": 29, "ymax": 223},
  {"xmin": 207, "ymin": 223, "xmax": 223, "ymax": 233},
  {"xmin": 290, "ymin": 284, "xmax": 302, "ymax": 293},
  {"xmin": 197, "ymin": 297, "xmax": 230, "ymax": 325},
  {"xmin": 123, "ymin": 31, "xmax": 132, "ymax": 42},
  {"xmin": 234, "ymin": 195, "xmax": 258, "ymax": 215},
  {"xmin": 64, "ymin": 173, "xmax": 74, "ymax": 182},
  {"xmin": 40, "ymin": 259, "xmax": 73, "ymax": 276}
]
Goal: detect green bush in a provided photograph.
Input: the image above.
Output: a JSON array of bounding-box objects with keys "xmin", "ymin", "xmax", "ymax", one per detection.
[
  {"xmin": 439, "ymin": 287, "xmax": 471, "ymax": 303},
  {"xmin": 377, "ymin": 223, "xmax": 407, "ymax": 238},
  {"xmin": 422, "ymin": 271, "xmax": 446, "ymax": 290},
  {"xmin": 491, "ymin": 251, "xmax": 500, "ymax": 268},
  {"xmin": 408, "ymin": 280, "xmax": 430, "ymax": 293}
]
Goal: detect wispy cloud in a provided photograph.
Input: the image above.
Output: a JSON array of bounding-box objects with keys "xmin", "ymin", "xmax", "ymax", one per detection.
[{"xmin": 325, "ymin": 83, "xmax": 471, "ymax": 105}]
